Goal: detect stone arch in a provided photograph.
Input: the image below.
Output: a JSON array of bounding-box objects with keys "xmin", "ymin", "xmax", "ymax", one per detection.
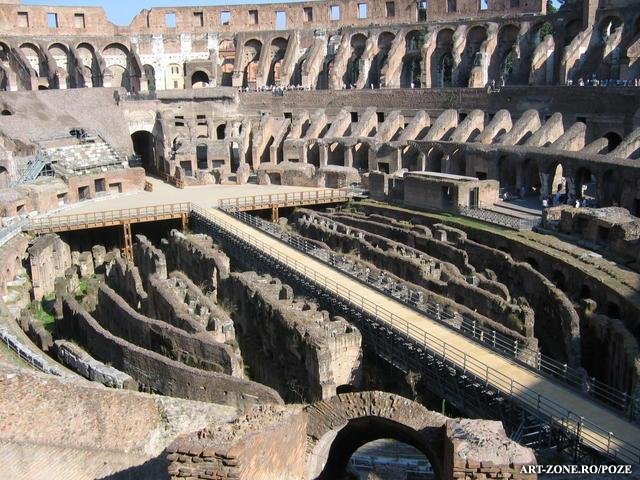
[
  {"xmin": 426, "ymin": 147, "xmax": 445, "ymax": 172},
  {"xmin": 20, "ymin": 42, "xmax": 47, "ymax": 78},
  {"xmin": 544, "ymin": 161, "xmax": 567, "ymax": 200},
  {"xmin": 574, "ymin": 166, "xmax": 595, "ymax": 199},
  {"xmin": 532, "ymin": 21, "xmax": 553, "ymax": 45},
  {"xmin": 305, "ymin": 392, "xmax": 446, "ymax": 480},
  {"xmin": 143, "ymin": 64, "xmax": 156, "ymax": 91},
  {"xmin": 603, "ymin": 131, "xmax": 622, "ymax": 153},
  {"xmin": 102, "ymin": 43, "xmax": 130, "ymax": 90},
  {"xmin": 267, "ymin": 37, "xmax": 288, "ymax": 86},
  {"xmin": 368, "ymin": 31, "xmax": 395, "ymax": 88},
  {"xmin": 401, "ymin": 30, "xmax": 423, "ymax": 88},
  {"xmin": 523, "ymin": 158, "xmax": 541, "ymax": 197},
  {"xmin": 344, "ymin": 33, "xmax": 367, "ymax": 88},
  {"xmin": 216, "ymin": 124, "xmax": 226, "ymax": 140},
  {"xmin": 191, "ymin": 70, "xmax": 210, "ymax": 88},
  {"xmin": 242, "ymin": 39, "xmax": 262, "ymax": 88},
  {"xmin": 328, "ymin": 142, "xmax": 345, "ymax": 166},
  {"xmin": 563, "ymin": 19, "xmax": 581, "ymax": 46},
  {"xmin": 48, "ymin": 43, "xmax": 70, "ymax": 89},
  {"xmin": 448, "ymin": 149, "xmax": 465, "ymax": 176},
  {"xmin": 220, "ymin": 58, "xmax": 234, "ymax": 86},
  {"xmin": 131, "ymin": 130, "xmax": 156, "ymax": 173},
  {"xmin": 552, "ymin": 269, "xmax": 567, "ymax": 291},
  {"xmin": 431, "ymin": 28, "xmax": 454, "ymax": 88},
  {"xmin": 196, "ymin": 143, "xmax": 208, "ymax": 169},
  {"xmin": 490, "ymin": 24, "xmax": 519, "ymax": 84},
  {"xmin": 498, "ymin": 155, "xmax": 516, "ymax": 191},
  {"xmin": 600, "ymin": 169, "xmax": 620, "ymax": 206},
  {"xmin": 460, "ymin": 25, "xmax": 488, "ymax": 86},
  {"xmin": 599, "ymin": 15, "xmax": 623, "ymax": 40},
  {"xmin": 76, "ymin": 42, "xmax": 100, "ymax": 87}
]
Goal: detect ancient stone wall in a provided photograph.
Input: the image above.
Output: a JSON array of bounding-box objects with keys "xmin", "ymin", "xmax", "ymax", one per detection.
[
  {"xmin": 443, "ymin": 418, "xmax": 539, "ymax": 480},
  {"xmin": 135, "ymin": 235, "xmax": 236, "ymax": 343},
  {"xmin": 53, "ymin": 339, "xmax": 137, "ymax": 389},
  {"xmin": 167, "ymin": 406, "xmax": 309, "ymax": 480},
  {"xmin": 161, "ymin": 230, "xmax": 230, "ymax": 295},
  {"xmin": 352, "ymin": 203, "xmax": 583, "ymax": 365},
  {"xmin": 59, "ymin": 294, "xmax": 282, "ymax": 408},
  {"xmin": 105, "ymin": 255, "xmax": 148, "ymax": 310},
  {"xmin": 28, "ymin": 234, "xmax": 72, "ymax": 301},
  {"xmin": 94, "ymin": 283, "xmax": 240, "ymax": 376},
  {"xmin": 0, "ymin": 232, "xmax": 28, "ymax": 297},
  {"xmin": 220, "ymin": 271, "xmax": 362, "ymax": 402},
  {"xmin": 291, "ymin": 209, "xmax": 534, "ymax": 337},
  {"xmin": 167, "ymin": 392, "xmax": 537, "ymax": 480},
  {"xmin": 579, "ymin": 299, "xmax": 640, "ymax": 394}
]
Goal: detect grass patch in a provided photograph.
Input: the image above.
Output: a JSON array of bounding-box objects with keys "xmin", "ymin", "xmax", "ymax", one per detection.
[{"xmin": 32, "ymin": 301, "xmax": 55, "ymax": 333}]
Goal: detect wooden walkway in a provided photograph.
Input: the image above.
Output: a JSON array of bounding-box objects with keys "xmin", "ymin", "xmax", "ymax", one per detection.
[{"xmin": 203, "ymin": 207, "xmax": 640, "ymax": 465}]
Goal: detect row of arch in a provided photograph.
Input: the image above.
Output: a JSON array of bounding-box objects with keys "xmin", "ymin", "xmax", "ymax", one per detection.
[
  {"xmin": 415, "ymin": 133, "xmax": 636, "ymax": 213},
  {"xmin": 0, "ymin": 39, "xmax": 219, "ymax": 92},
  {"xmin": 3, "ymin": 11, "xmax": 640, "ymax": 92}
]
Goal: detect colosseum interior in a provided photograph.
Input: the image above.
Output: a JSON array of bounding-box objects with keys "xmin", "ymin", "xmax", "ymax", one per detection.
[{"xmin": 2, "ymin": 0, "xmax": 640, "ymax": 478}]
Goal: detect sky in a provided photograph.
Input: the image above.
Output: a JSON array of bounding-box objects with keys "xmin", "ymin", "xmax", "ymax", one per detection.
[
  {"xmin": 21, "ymin": 0, "xmax": 305, "ymax": 26},
  {"xmin": 22, "ymin": 0, "xmax": 562, "ymax": 27}
]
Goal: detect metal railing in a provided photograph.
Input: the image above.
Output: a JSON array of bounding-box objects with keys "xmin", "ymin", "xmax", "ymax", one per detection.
[
  {"xmin": 23, "ymin": 203, "xmax": 190, "ymax": 233},
  {"xmin": 10, "ymin": 151, "xmax": 53, "ymax": 187},
  {"xmin": 218, "ymin": 189, "xmax": 350, "ymax": 211},
  {"xmin": 0, "ymin": 327, "xmax": 63, "ymax": 376},
  {"xmin": 0, "ymin": 221, "xmax": 25, "ymax": 248},
  {"xmin": 224, "ymin": 208, "xmax": 640, "ymax": 421},
  {"xmin": 190, "ymin": 204, "xmax": 640, "ymax": 465},
  {"xmin": 457, "ymin": 206, "xmax": 542, "ymax": 231}
]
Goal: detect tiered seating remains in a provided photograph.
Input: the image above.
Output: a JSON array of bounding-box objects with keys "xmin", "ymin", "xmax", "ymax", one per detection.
[{"xmin": 45, "ymin": 140, "xmax": 126, "ymax": 176}]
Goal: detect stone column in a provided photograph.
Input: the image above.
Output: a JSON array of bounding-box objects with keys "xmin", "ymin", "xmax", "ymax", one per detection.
[
  {"xmin": 344, "ymin": 145, "xmax": 353, "ymax": 168},
  {"xmin": 539, "ymin": 172, "xmax": 551, "ymax": 198},
  {"xmin": 319, "ymin": 144, "xmax": 328, "ymax": 167}
]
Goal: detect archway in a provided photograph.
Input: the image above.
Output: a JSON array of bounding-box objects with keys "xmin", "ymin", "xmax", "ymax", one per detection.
[
  {"xmin": 498, "ymin": 155, "xmax": 516, "ymax": 192},
  {"xmin": 267, "ymin": 37, "xmax": 288, "ymax": 86},
  {"xmin": 564, "ymin": 19, "xmax": 581, "ymax": 47},
  {"xmin": 439, "ymin": 53, "xmax": 454, "ymax": 87},
  {"xmin": 490, "ymin": 25, "xmax": 519, "ymax": 84},
  {"xmin": 344, "ymin": 34, "xmax": 367, "ymax": 88},
  {"xmin": 600, "ymin": 16, "xmax": 623, "ymax": 41},
  {"xmin": 216, "ymin": 124, "xmax": 226, "ymax": 140},
  {"xmin": 401, "ymin": 55, "xmax": 422, "ymax": 88},
  {"xmin": 306, "ymin": 392, "xmax": 446, "ymax": 480},
  {"xmin": 574, "ymin": 167, "xmax": 596, "ymax": 200},
  {"xmin": 460, "ymin": 26, "xmax": 488, "ymax": 86},
  {"xmin": 523, "ymin": 159, "xmax": 541, "ymax": 197},
  {"xmin": 600, "ymin": 169, "xmax": 620, "ymax": 206},
  {"xmin": 367, "ymin": 32, "xmax": 395, "ymax": 88},
  {"xmin": 102, "ymin": 43, "xmax": 131, "ymax": 90},
  {"xmin": 328, "ymin": 143, "xmax": 345, "ymax": 166},
  {"xmin": 143, "ymin": 64, "xmax": 156, "ymax": 91},
  {"xmin": 604, "ymin": 131, "xmax": 622, "ymax": 153},
  {"xmin": 546, "ymin": 162, "xmax": 567, "ymax": 203},
  {"xmin": 131, "ymin": 131, "xmax": 156, "ymax": 173},
  {"xmin": 196, "ymin": 144, "xmax": 208, "ymax": 170},
  {"xmin": 317, "ymin": 417, "xmax": 436, "ymax": 479},
  {"xmin": 242, "ymin": 39, "xmax": 262, "ymax": 88},
  {"xmin": 191, "ymin": 70, "xmax": 210, "ymax": 88},
  {"xmin": 431, "ymin": 29, "xmax": 454, "ymax": 87},
  {"xmin": 221, "ymin": 59, "xmax": 234, "ymax": 87},
  {"xmin": 426, "ymin": 147, "xmax": 445, "ymax": 172}
]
